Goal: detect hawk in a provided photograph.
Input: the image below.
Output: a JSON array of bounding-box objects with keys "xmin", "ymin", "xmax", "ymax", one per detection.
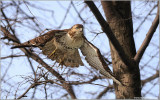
[{"xmin": 12, "ymin": 24, "xmax": 122, "ymax": 86}]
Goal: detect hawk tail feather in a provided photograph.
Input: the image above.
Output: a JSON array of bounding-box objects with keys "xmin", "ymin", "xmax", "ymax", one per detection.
[
  {"xmin": 101, "ymin": 70, "xmax": 123, "ymax": 86},
  {"xmin": 11, "ymin": 30, "xmax": 57, "ymax": 49}
]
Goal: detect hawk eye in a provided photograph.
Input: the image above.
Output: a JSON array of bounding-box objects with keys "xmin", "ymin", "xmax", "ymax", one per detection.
[{"xmin": 75, "ymin": 27, "xmax": 79, "ymax": 29}]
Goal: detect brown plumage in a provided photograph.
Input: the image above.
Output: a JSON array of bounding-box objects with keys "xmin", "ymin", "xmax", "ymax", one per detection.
[{"xmin": 11, "ymin": 24, "xmax": 122, "ymax": 85}]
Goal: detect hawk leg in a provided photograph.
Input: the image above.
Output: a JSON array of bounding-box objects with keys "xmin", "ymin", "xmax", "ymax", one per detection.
[
  {"xmin": 48, "ymin": 47, "xmax": 57, "ymax": 58},
  {"xmin": 58, "ymin": 54, "xmax": 66, "ymax": 66}
]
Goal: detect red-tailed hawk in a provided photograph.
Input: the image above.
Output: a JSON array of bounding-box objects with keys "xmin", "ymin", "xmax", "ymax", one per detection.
[{"xmin": 12, "ymin": 24, "xmax": 122, "ymax": 86}]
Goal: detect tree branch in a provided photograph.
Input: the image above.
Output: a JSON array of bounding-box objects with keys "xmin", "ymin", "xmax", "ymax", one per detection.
[
  {"xmin": 134, "ymin": 4, "xmax": 158, "ymax": 33},
  {"xmin": 1, "ymin": 26, "xmax": 76, "ymax": 99},
  {"xmin": 96, "ymin": 85, "xmax": 114, "ymax": 99},
  {"xmin": 71, "ymin": 1, "xmax": 85, "ymax": 23},
  {"xmin": 85, "ymin": 1, "xmax": 133, "ymax": 67},
  {"xmin": 69, "ymin": 76, "xmax": 98, "ymax": 85},
  {"xmin": 141, "ymin": 70, "xmax": 159, "ymax": 86},
  {"xmin": 17, "ymin": 83, "xmax": 41, "ymax": 99},
  {"xmin": 1, "ymin": 55, "xmax": 25, "ymax": 59},
  {"xmin": 134, "ymin": 7, "xmax": 159, "ymax": 63}
]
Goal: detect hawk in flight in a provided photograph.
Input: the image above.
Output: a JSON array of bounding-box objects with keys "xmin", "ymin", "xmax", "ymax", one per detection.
[{"xmin": 12, "ymin": 24, "xmax": 122, "ymax": 86}]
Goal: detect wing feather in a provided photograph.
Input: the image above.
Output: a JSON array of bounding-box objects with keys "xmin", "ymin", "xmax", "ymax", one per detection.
[
  {"xmin": 80, "ymin": 38, "xmax": 122, "ymax": 86},
  {"xmin": 42, "ymin": 39, "xmax": 83, "ymax": 67}
]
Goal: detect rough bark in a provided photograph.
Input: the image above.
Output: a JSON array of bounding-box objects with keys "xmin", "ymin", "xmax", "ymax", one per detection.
[{"xmin": 101, "ymin": 1, "xmax": 141, "ymax": 98}]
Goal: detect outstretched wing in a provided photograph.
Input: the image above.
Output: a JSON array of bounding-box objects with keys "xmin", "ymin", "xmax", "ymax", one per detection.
[
  {"xmin": 11, "ymin": 29, "xmax": 83, "ymax": 67},
  {"xmin": 11, "ymin": 30, "xmax": 68, "ymax": 48},
  {"xmin": 80, "ymin": 38, "xmax": 122, "ymax": 86}
]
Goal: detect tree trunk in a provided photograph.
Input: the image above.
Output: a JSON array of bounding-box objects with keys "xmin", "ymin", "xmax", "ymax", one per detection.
[{"xmin": 101, "ymin": 1, "xmax": 141, "ymax": 98}]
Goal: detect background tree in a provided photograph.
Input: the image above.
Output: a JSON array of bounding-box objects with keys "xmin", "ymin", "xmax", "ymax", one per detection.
[{"xmin": 1, "ymin": 1, "xmax": 159, "ymax": 99}]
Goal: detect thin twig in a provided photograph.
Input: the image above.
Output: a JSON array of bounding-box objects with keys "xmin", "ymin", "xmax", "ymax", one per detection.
[
  {"xmin": 69, "ymin": 76, "xmax": 98, "ymax": 85},
  {"xmin": 26, "ymin": 56, "xmax": 36, "ymax": 76},
  {"xmin": 71, "ymin": 1, "xmax": 85, "ymax": 23},
  {"xmin": 96, "ymin": 85, "xmax": 114, "ymax": 99},
  {"xmin": 17, "ymin": 83, "xmax": 41, "ymax": 99},
  {"xmin": 1, "ymin": 55, "xmax": 25, "ymax": 59},
  {"xmin": 141, "ymin": 70, "xmax": 159, "ymax": 86},
  {"xmin": 134, "ymin": 8, "xmax": 159, "ymax": 63},
  {"xmin": 134, "ymin": 4, "xmax": 158, "ymax": 33},
  {"xmin": 58, "ymin": 1, "xmax": 72, "ymax": 28}
]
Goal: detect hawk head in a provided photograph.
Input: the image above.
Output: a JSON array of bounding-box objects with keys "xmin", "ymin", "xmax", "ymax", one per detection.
[{"xmin": 68, "ymin": 24, "xmax": 83, "ymax": 38}]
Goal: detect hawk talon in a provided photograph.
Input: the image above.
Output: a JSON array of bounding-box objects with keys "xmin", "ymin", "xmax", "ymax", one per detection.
[
  {"xmin": 58, "ymin": 56, "xmax": 65, "ymax": 66},
  {"xmin": 60, "ymin": 64, "xmax": 63, "ymax": 70},
  {"xmin": 57, "ymin": 62, "xmax": 63, "ymax": 69}
]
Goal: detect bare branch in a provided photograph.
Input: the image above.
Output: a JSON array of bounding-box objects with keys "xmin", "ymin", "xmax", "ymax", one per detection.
[
  {"xmin": 70, "ymin": 76, "xmax": 99, "ymax": 85},
  {"xmin": 71, "ymin": 1, "xmax": 85, "ymax": 23},
  {"xmin": 26, "ymin": 56, "xmax": 36, "ymax": 76},
  {"xmin": 96, "ymin": 85, "xmax": 114, "ymax": 99},
  {"xmin": 134, "ymin": 7, "xmax": 159, "ymax": 63},
  {"xmin": 134, "ymin": 4, "xmax": 158, "ymax": 33},
  {"xmin": 0, "ymin": 25, "xmax": 20, "ymax": 43},
  {"xmin": 17, "ymin": 83, "xmax": 40, "ymax": 99},
  {"xmin": 58, "ymin": 1, "xmax": 72, "ymax": 29},
  {"xmin": 1, "ymin": 7, "xmax": 16, "ymax": 37},
  {"xmin": 141, "ymin": 70, "xmax": 159, "ymax": 86},
  {"xmin": 1, "ymin": 55, "xmax": 25, "ymax": 59}
]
